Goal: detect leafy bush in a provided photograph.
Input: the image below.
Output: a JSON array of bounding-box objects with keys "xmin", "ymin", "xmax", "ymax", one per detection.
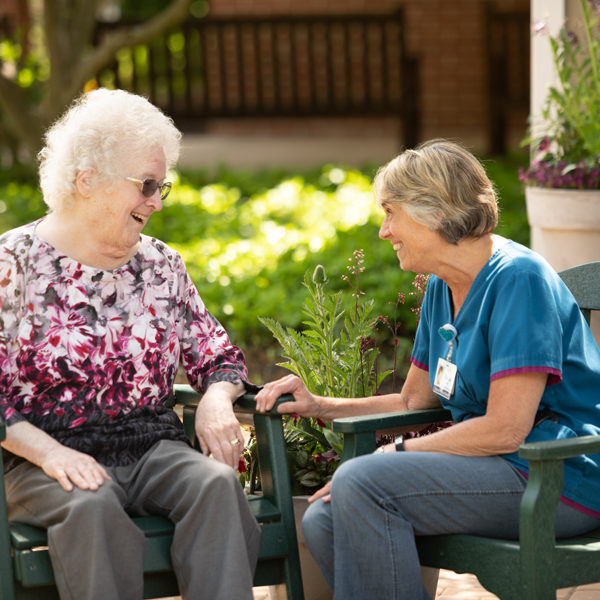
[
  {"xmin": 483, "ymin": 152, "xmax": 529, "ymax": 245},
  {"xmin": 142, "ymin": 165, "xmax": 422, "ymax": 347},
  {"xmin": 247, "ymin": 258, "xmax": 389, "ymax": 493},
  {"xmin": 0, "ymin": 155, "xmax": 528, "ymax": 353},
  {"xmin": 244, "ymin": 257, "xmax": 429, "ymax": 494}
]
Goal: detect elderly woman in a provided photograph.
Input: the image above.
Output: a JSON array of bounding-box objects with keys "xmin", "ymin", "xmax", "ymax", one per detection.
[
  {"xmin": 255, "ymin": 139, "xmax": 600, "ymax": 599},
  {"xmin": 0, "ymin": 89, "xmax": 260, "ymax": 600}
]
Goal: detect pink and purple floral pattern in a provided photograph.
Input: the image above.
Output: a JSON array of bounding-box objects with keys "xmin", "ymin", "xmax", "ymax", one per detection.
[{"xmin": 0, "ymin": 220, "xmax": 249, "ymax": 467}]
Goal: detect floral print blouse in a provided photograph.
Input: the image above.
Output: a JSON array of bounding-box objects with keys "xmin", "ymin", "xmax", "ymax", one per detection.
[{"xmin": 0, "ymin": 220, "xmax": 249, "ymax": 469}]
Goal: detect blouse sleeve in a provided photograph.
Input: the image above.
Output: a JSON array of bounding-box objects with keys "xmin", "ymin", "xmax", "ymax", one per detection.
[
  {"xmin": 177, "ymin": 261, "xmax": 256, "ymax": 394},
  {"xmin": 0, "ymin": 244, "xmax": 27, "ymax": 425}
]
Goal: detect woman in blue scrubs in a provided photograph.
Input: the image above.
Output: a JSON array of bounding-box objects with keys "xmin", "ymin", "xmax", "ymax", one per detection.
[{"xmin": 255, "ymin": 139, "xmax": 600, "ymax": 599}]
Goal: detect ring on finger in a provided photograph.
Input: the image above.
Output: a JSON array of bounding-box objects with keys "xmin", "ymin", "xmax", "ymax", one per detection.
[{"xmin": 230, "ymin": 438, "xmax": 240, "ymax": 445}]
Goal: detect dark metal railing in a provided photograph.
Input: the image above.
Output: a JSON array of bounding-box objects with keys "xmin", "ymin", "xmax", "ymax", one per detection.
[
  {"xmin": 96, "ymin": 10, "xmax": 420, "ymax": 147},
  {"xmin": 486, "ymin": 5, "xmax": 530, "ymax": 155}
]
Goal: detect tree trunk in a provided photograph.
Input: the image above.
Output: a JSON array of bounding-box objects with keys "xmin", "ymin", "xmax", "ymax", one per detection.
[{"xmin": 0, "ymin": 0, "xmax": 193, "ymax": 158}]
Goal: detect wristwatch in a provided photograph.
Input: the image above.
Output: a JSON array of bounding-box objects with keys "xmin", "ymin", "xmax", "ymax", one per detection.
[{"xmin": 374, "ymin": 435, "xmax": 406, "ymax": 454}]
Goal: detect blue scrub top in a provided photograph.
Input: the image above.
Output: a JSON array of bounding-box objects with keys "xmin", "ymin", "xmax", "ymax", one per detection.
[{"xmin": 412, "ymin": 240, "xmax": 600, "ymax": 512}]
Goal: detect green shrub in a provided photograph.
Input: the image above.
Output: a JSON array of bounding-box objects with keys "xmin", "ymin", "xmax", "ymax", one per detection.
[
  {"xmin": 483, "ymin": 151, "xmax": 529, "ymax": 245},
  {"xmin": 0, "ymin": 155, "xmax": 528, "ymax": 351}
]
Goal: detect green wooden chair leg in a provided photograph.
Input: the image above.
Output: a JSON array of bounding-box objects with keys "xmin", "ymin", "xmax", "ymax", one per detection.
[
  {"xmin": 0, "ymin": 425, "xmax": 16, "ymax": 600},
  {"xmin": 339, "ymin": 431, "xmax": 376, "ymax": 463},
  {"xmin": 254, "ymin": 412, "xmax": 304, "ymax": 600},
  {"xmin": 519, "ymin": 458, "xmax": 563, "ymax": 600}
]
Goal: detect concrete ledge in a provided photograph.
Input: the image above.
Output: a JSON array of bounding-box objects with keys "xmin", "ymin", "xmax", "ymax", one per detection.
[{"xmin": 179, "ymin": 134, "xmax": 401, "ymax": 171}]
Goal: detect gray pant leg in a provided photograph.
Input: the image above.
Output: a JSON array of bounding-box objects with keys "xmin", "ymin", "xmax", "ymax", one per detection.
[
  {"xmin": 5, "ymin": 461, "xmax": 145, "ymax": 600},
  {"xmin": 119, "ymin": 440, "xmax": 261, "ymax": 600}
]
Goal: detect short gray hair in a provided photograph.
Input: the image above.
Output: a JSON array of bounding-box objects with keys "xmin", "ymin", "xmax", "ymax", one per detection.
[
  {"xmin": 373, "ymin": 139, "xmax": 498, "ymax": 243},
  {"xmin": 38, "ymin": 88, "xmax": 181, "ymax": 211}
]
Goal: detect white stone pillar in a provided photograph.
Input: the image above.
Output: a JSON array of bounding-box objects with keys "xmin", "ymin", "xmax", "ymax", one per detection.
[{"xmin": 529, "ymin": 0, "xmax": 566, "ymax": 140}]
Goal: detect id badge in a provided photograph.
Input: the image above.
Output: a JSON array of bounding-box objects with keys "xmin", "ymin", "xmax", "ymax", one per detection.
[{"xmin": 433, "ymin": 357, "xmax": 457, "ymax": 400}]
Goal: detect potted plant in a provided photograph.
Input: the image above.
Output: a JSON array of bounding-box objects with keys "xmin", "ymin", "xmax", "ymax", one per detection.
[
  {"xmin": 243, "ymin": 252, "xmax": 390, "ymax": 600},
  {"xmin": 242, "ymin": 252, "xmax": 393, "ymax": 497},
  {"xmin": 240, "ymin": 252, "xmax": 436, "ymax": 599},
  {"xmin": 520, "ymin": 0, "xmax": 600, "ymax": 273}
]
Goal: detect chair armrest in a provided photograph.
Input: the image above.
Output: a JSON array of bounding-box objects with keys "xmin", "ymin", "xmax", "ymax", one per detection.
[
  {"xmin": 518, "ymin": 434, "xmax": 600, "ymax": 461},
  {"xmin": 235, "ymin": 393, "xmax": 294, "ymax": 416},
  {"xmin": 517, "ymin": 434, "xmax": 600, "ymax": 587},
  {"xmin": 172, "ymin": 383, "xmax": 292, "ymax": 415},
  {"xmin": 332, "ymin": 407, "xmax": 452, "ymax": 462},
  {"xmin": 332, "ymin": 408, "xmax": 452, "ymax": 433}
]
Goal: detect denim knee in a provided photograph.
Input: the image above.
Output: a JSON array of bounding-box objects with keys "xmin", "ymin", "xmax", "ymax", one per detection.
[
  {"xmin": 329, "ymin": 455, "xmax": 378, "ymax": 511},
  {"xmin": 301, "ymin": 497, "xmax": 331, "ymax": 548},
  {"xmin": 330, "ymin": 457, "xmax": 360, "ymax": 496}
]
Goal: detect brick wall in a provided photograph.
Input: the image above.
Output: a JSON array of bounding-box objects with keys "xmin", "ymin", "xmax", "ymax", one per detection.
[{"xmin": 203, "ymin": 0, "xmax": 531, "ymax": 153}]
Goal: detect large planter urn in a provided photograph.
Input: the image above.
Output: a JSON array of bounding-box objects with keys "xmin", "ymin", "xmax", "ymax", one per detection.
[{"xmin": 525, "ymin": 186, "xmax": 600, "ymax": 344}]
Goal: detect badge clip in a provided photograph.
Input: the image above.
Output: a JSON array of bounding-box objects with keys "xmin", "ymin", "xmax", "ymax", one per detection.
[{"xmin": 433, "ymin": 324, "xmax": 458, "ymax": 399}]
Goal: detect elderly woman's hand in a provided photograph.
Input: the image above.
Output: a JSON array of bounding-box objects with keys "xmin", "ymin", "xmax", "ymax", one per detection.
[
  {"xmin": 4, "ymin": 421, "xmax": 112, "ymax": 492},
  {"xmin": 41, "ymin": 445, "xmax": 112, "ymax": 492},
  {"xmin": 195, "ymin": 381, "xmax": 245, "ymax": 469},
  {"xmin": 255, "ymin": 374, "xmax": 324, "ymax": 417}
]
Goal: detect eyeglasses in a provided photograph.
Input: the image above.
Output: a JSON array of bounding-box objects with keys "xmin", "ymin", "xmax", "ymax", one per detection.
[{"xmin": 125, "ymin": 176, "xmax": 172, "ymax": 201}]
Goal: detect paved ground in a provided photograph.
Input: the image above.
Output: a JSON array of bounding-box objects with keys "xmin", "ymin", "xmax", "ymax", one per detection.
[
  {"xmin": 248, "ymin": 569, "xmax": 600, "ymax": 599},
  {"xmin": 434, "ymin": 569, "xmax": 600, "ymax": 599},
  {"xmin": 159, "ymin": 569, "xmax": 600, "ymax": 599}
]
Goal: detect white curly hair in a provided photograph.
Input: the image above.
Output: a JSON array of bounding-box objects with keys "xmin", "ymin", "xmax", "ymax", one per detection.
[{"xmin": 38, "ymin": 88, "xmax": 181, "ymax": 211}]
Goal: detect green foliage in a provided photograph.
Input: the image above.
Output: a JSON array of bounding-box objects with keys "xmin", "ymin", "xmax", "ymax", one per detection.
[
  {"xmin": 483, "ymin": 151, "xmax": 529, "ymax": 246},
  {"xmin": 0, "ymin": 157, "xmax": 528, "ymax": 352},
  {"xmin": 261, "ymin": 262, "xmax": 389, "ymax": 399},
  {"xmin": 244, "ymin": 257, "xmax": 393, "ymax": 494},
  {"xmin": 141, "ymin": 165, "xmax": 422, "ymax": 347},
  {"xmin": 0, "ymin": 166, "xmax": 45, "ymax": 233},
  {"xmin": 545, "ymin": 0, "xmax": 600, "ymax": 161},
  {"xmin": 521, "ymin": 0, "xmax": 600, "ymax": 188}
]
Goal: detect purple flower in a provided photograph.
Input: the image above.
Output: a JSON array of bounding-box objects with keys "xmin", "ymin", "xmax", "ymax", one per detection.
[
  {"xmin": 314, "ymin": 449, "xmax": 339, "ymax": 464},
  {"xmin": 522, "ymin": 0, "xmax": 600, "ymax": 188}
]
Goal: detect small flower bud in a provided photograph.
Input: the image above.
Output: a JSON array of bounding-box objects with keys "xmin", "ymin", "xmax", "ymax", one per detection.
[{"xmin": 312, "ymin": 264, "xmax": 328, "ymax": 284}]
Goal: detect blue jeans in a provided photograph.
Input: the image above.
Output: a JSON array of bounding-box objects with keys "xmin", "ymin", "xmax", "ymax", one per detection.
[{"xmin": 302, "ymin": 452, "xmax": 600, "ymax": 600}]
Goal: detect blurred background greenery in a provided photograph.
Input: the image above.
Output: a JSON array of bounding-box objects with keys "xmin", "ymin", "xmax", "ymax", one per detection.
[
  {"xmin": 0, "ymin": 0, "xmax": 530, "ymax": 385},
  {"xmin": 0, "ymin": 151, "xmax": 528, "ymax": 382}
]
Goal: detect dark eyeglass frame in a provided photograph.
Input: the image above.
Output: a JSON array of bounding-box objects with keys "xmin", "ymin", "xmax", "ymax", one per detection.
[{"xmin": 125, "ymin": 176, "xmax": 172, "ymax": 201}]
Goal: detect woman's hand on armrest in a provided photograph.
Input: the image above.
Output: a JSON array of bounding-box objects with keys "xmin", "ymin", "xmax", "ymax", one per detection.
[
  {"xmin": 254, "ymin": 374, "xmax": 326, "ymax": 418},
  {"xmin": 255, "ymin": 365, "xmax": 441, "ymax": 421},
  {"xmin": 195, "ymin": 380, "xmax": 245, "ymax": 469}
]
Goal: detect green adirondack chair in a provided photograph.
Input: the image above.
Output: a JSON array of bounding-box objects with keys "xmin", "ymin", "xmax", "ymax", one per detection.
[
  {"xmin": 0, "ymin": 388, "xmax": 304, "ymax": 600},
  {"xmin": 332, "ymin": 261, "xmax": 600, "ymax": 600}
]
